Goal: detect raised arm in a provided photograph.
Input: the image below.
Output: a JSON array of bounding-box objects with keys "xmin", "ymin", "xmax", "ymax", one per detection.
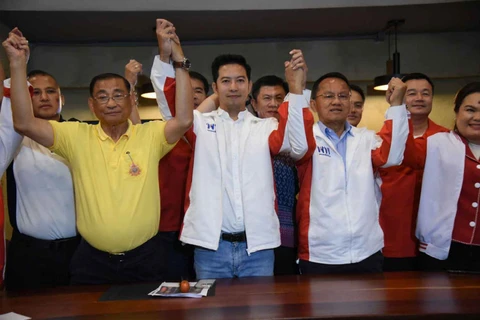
[
  {"xmin": 124, "ymin": 59, "xmax": 142, "ymax": 124},
  {"xmin": 154, "ymin": 19, "xmax": 193, "ymax": 144},
  {"xmin": 0, "ymin": 62, "xmax": 25, "ymax": 174},
  {"xmin": 2, "ymin": 28, "xmax": 54, "ymax": 148},
  {"xmin": 270, "ymin": 50, "xmax": 314, "ymax": 160},
  {"xmin": 372, "ymin": 77, "xmax": 409, "ymax": 168},
  {"xmin": 197, "ymin": 93, "xmax": 218, "ymax": 113},
  {"xmin": 0, "ymin": 78, "xmax": 26, "ymax": 175}
]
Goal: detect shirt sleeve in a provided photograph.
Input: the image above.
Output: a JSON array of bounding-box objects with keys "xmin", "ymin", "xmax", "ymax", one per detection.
[
  {"xmin": 145, "ymin": 120, "xmax": 178, "ymax": 159},
  {"xmin": 270, "ymin": 90, "xmax": 315, "ymax": 162},
  {"xmin": 0, "ymin": 92, "xmax": 24, "ymax": 175},
  {"xmin": 150, "ymin": 55, "xmax": 176, "ymax": 120},
  {"xmin": 372, "ymin": 104, "xmax": 409, "ymax": 168},
  {"xmin": 48, "ymin": 120, "xmax": 79, "ymax": 162}
]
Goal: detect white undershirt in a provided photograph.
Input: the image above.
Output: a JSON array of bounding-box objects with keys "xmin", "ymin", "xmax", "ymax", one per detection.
[
  {"xmin": 469, "ymin": 142, "xmax": 480, "ymax": 160},
  {"xmin": 219, "ymin": 108, "xmax": 247, "ymax": 233}
]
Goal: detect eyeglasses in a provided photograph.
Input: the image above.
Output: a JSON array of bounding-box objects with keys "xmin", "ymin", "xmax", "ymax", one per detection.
[
  {"xmin": 316, "ymin": 92, "xmax": 351, "ymax": 102},
  {"xmin": 93, "ymin": 93, "xmax": 130, "ymax": 104}
]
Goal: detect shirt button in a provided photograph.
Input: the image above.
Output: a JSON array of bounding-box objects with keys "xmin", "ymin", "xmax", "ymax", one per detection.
[
  {"xmin": 477, "ymin": 165, "xmax": 480, "ymax": 169},
  {"xmin": 476, "ymin": 183, "xmax": 480, "ymax": 188},
  {"xmin": 470, "ymin": 221, "xmax": 476, "ymax": 227},
  {"xmin": 473, "ymin": 202, "xmax": 478, "ymax": 208}
]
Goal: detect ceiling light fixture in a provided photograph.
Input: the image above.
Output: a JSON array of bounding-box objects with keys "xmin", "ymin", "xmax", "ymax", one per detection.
[
  {"xmin": 374, "ymin": 19, "xmax": 405, "ymax": 91},
  {"xmin": 140, "ymin": 82, "xmax": 157, "ymax": 99}
]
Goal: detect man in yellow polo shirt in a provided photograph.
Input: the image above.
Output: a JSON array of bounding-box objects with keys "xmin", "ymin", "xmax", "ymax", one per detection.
[{"xmin": 3, "ymin": 21, "xmax": 193, "ymax": 284}]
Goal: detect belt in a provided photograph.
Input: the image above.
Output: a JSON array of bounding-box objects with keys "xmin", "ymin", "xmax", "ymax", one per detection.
[
  {"xmin": 82, "ymin": 232, "xmax": 160, "ymax": 260},
  {"xmin": 221, "ymin": 232, "xmax": 247, "ymax": 242},
  {"xmin": 12, "ymin": 230, "xmax": 80, "ymax": 251}
]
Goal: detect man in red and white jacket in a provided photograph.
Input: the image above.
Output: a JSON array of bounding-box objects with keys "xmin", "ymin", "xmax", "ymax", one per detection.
[
  {"xmin": 147, "ymin": 20, "xmax": 210, "ymax": 281},
  {"xmin": 295, "ymin": 73, "xmax": 409, "ymax": 274},
  {"xmin": 378, "ymin": 73, "xmax": 449, "ymax": 271}
]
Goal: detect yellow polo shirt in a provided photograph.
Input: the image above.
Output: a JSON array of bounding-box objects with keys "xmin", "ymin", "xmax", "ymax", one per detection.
[{"xmin": 49, "ymin": 120, "xmax": 176, "ymax": 253}]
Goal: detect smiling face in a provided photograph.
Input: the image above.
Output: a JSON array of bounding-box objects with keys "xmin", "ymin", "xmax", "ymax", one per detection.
[
  {"xmin": 212, "ymin": 63, "xmax": 252, "ymax": 112},
  {"xmin": 88, "ymin": 78, "xmax": 132, "ymax": 126},
  {"xmin": 311, "ymin": 77, "xmax": 351, "ymax": 127},
  {"xmin": 251, "ymin": 85, "xmax": 286, "ymax": 120},
  {"xmin": 29, "ymin": 75, "xmax": 63, "ymax": 120},
  {"xmin": 456, "ymin": 92, "xmax": 480, "ymax": 145},
  {"xmin": 405, "ymin": 79, "xmax": 433, "ymax": 119}
]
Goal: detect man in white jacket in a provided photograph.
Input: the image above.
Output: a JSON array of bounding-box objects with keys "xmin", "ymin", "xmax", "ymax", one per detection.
[
  {"xmin": 294, "ymin": 73, "xmax": 409, "ymax": 274},
  {"xmin": 151, "ymin": 21, "xmax": 313, "ymax": 279}
]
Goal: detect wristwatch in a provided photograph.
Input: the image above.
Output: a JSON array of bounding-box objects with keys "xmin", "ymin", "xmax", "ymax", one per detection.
[{"xmin": 173, "ymin": 57, "xmax": 191, "ymax": 71}]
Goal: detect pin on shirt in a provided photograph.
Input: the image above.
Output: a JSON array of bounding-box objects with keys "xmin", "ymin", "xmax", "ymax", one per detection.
[{"xmin": 126, "ymin": 151, "xmax": 141, "ymax": 176}]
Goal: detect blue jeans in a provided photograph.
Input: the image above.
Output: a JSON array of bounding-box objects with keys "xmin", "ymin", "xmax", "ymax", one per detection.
[{"xmin": 194, "ymin": 238, "xmax": 274, "ymax": 279}]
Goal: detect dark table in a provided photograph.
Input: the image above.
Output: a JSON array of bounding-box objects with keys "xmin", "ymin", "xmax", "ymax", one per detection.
[{"xmin": 1, "ymin": 272, "xmax": 480, "ymax": 319}]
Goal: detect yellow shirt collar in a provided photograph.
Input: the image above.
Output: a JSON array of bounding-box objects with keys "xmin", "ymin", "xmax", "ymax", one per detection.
[{"xmin": 96, "ymin": 119, "xmax": 133, "ymax": 141}]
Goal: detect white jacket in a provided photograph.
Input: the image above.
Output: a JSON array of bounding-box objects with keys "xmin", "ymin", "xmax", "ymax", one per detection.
[
  {"xmin": 150, "ymin": 56, "xmax": 311, "ymax": 254},
  {"xmin": 296, "ymin": 105, "xmax": 409, "ymax": 264},
  {"xmin": 416, "ymin": 131, "xmax": 465, "ymax": 260}
]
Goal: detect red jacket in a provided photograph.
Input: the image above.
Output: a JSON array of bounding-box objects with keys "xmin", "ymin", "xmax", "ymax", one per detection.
[{"xmin": 378, "ymin": 119, "xmax": 448, "ymax": 258}]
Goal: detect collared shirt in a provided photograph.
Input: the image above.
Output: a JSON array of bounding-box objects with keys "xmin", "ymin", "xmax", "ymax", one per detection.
[
  {"xmin": 49, "ymin": 120, "xmax": 176, "ymax": 253},
  {"xmin": 317, "ymin": 121, "xmax": 353, "ymax": 169},
  {"xmin": 218, "ymin": 108, "xmax": 248, "ymax": 233},
  {"xmin": 469, "ymin": 142, "xmax": 480, "ymax": 160},
  {"xmin": 0, "ymin": 87, "xmax": 76, "ymax": 240}
]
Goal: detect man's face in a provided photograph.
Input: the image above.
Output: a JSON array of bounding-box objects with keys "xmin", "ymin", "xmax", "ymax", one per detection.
[
  {"xmin": 191, "ymin": 78, "xmax": 207, "ymax": 109},
  {"xmin": 311, "ymin": 78, "xmax": 351, "ymax": 126},
  {"xmin": 251, "ymin": 85, "xmax": 286, "ymax": 120},
  {"xmin": 88, "ymin": 78, "xmax": 132, "ymax": 126},
  {"xmin": 405, "ymin": 79, "xmax": 433, "ymax": 119},
  {"xmin": 29, "ymin": 75, "xmax": 63, "ymax": 120},
  {"xmin": 347, "ymin": 90, "xmax": 364, "ymax": 127},
  {"xmin": 213, "ymin": 63, "xmax": 251, "ymax": 111}
]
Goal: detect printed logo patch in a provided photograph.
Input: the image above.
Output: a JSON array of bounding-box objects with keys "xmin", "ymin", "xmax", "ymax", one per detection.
[
  {"xmin": 317, "ymin": 145, "xmax": 331, "ymax": 157},
  {"xmin": 206, "ymin": 123, "xmax": 216, "ymax": 132}
]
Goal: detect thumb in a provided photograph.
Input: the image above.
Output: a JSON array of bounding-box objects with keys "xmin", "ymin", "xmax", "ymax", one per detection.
[{"xmin": 284, "ymin": 61, "xmax": 290, "ymax": 68}]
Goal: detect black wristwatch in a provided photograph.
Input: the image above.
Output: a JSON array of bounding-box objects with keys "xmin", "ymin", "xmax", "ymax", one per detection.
[{"xmin": 173, "ymin": 57, "xmax": 191, "ymax": 71}]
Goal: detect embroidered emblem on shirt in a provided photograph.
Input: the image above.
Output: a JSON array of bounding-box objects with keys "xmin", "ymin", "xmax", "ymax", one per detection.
[
  {"xmin": 317, "ymin": 146, "xmax": 331, "ymax": 157},
  {"xmin": 206, "ymin": 123, "xmax": 216, "ymax": 132},
  {"xmin": 126, "ymin": 151, "xmax": 141, "ymax": 176}
]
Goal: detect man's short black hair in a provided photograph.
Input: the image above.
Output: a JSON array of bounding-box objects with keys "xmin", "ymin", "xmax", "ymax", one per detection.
[
  {"xmin": 211, "ymin": 54, "xmax": 251, "ymax": 82},
  {"xmin": 402, "ymin": 73, "xmax": 435, "ymax": 95},
  {"xmin": 27, "ymin": 70, "xmax": 58, "ymax": 85},
  {"xmin": 251, "ymin": 75, "xmax": 288, "ymax": 100},
  {"xmin": 89, "ymin": 73, "xmax": 130, "ymax": 97},
  {"xmin": 189, "ymin": 71, "xmax": 209, "ymax": 94},
  {"xmin": 311, "ymin": 72, "xmax": 350, "ymax": 99},
  {"xmin": 349, "ymin": 84, "xmax": 365, "ymax": 102}
]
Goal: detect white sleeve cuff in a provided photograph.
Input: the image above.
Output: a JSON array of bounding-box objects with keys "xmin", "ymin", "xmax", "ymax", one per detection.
[
  {"xmin": 153, "ymin": 55, "xmax": 175, "ymax": 79},
  {"xmin": 385, "ymin": 104, "xmax": 407, "ymax": 120}
]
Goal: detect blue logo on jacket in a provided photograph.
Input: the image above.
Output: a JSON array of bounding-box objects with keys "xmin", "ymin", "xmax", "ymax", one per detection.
[
  {"xmin": 206, "ymin": 123, "xmax": 216, "ymax": 132},
  {"xmin": 317, "ymin": 145, "xmax": 331, "ymax": 157}
]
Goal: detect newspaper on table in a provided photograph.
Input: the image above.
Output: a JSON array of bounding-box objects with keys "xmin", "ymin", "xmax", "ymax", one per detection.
[{"xmin": 149, "ymin": 279, "xmax": 216, "ymax": 298}]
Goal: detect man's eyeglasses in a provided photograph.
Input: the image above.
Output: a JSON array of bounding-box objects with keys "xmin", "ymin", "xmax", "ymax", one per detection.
[
  {"xmin": 316, "ymin": 92, "xmax": 351, "ymax": 102},
  {"xmin": 93, "ymin": 93, "xmax": 130, "ymax": 104}
]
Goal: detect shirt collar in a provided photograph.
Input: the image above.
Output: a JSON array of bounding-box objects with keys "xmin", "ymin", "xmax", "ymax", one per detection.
[
  {"xmin": 317, "ymin": 120, "xmax": 354, "ymax": 139},
  {"xmin": 217, "ymin": 108, "xmax": 247, "ymax": 121},
  {"xmin": 96, "ymin": 119, "xmax": 133, "ymax": 141}
]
